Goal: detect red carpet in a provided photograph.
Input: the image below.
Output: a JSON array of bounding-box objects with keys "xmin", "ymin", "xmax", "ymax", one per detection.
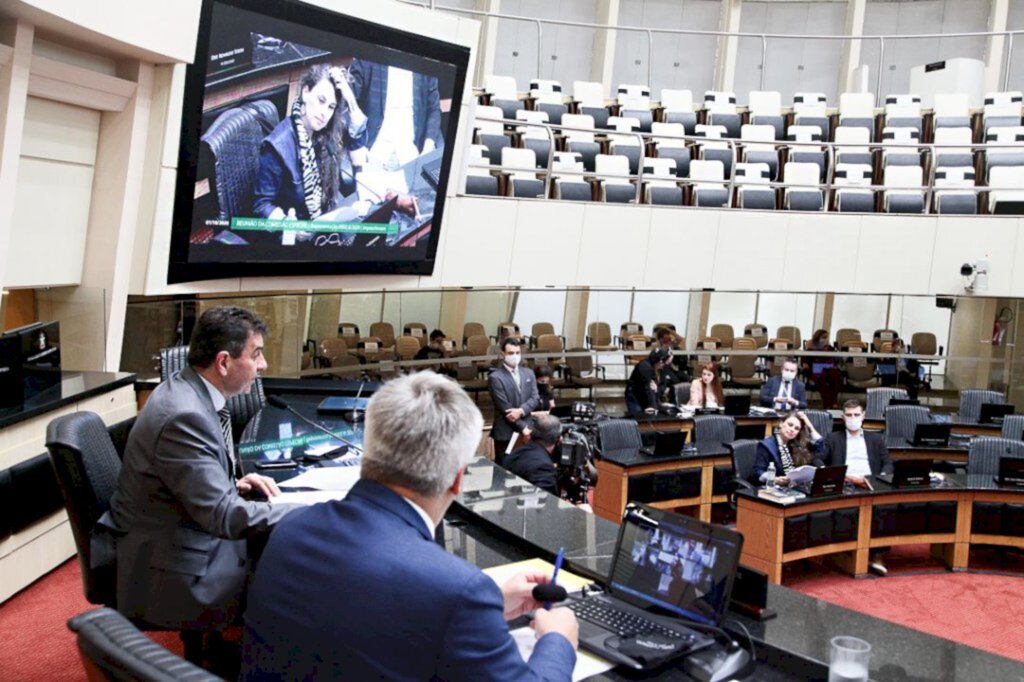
[
  {"xmin": 785, "ymin": 544, "xmax": 1024, "ymax": 663},
  {"xmin": 1, "ymin": 551, "xmax": 1022, "ymax": 679},
  {"xmin": 0, "ymin": 560, "xmax": 183, "ymax": 681}
]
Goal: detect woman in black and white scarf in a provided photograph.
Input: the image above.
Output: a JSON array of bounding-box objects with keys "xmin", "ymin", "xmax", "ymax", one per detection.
[{"xmin": 753, "ymin": 412, "xmax": 824, "ymax": 485}]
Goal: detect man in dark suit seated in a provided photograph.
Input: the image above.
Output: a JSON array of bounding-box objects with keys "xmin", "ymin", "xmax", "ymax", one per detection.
[
  {"xmin": 823, "ymin": 398, "xmax": 894, "ymax": 575},
  {"xmin": 504, "ymin": 413, "xmax": 562, "ymax": 497},
  {"xmin": 108, "ymin": 307, "xmax": 293, "ymax": 634},
  {"xmin": 241, "ymin": 373, "xmax": 578, "ymax": 680},
  {"xmin": 759, "ymin": 357, "xmax": 808, "ymax": 410},
  {"xmin": 488, "ymin": 337, "xmax": 542, "ymax": 465}
]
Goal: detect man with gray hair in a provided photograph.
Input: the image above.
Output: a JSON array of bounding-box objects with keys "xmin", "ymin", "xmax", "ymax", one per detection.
[
  {"xmin": 241, "ymin": 372, "xmax": 578, "ymax": 680},
  {"xmin": 504, "ymin": 413, "xmax": 562, "ymax": 497}
]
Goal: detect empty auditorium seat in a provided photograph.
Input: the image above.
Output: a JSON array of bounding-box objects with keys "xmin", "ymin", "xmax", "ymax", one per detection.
[
  {"xmin": 883, "ymin": 165, "xmax": 925, "ymax": 213},
  {"xmin": 689, "ymin": 159, "xmax": 729, "ymax": 207},
  {"xmin": 881, "ymin": 126, "xmax": 922, "ymax": 167},
  {"xmin": 595, "ymin": 153, "xmax": 636, "ymax": 203},
  {"xmin": 982, "ymin": 91, "xmax": 1023, "ymax": 136},
  {"xmin": 704, "ymin": 90, "xmax": 741, "ymax": 139},
  {"xmin": 988, "ymin": 166, "xmax": 1024, "ymax": 214},
  {"xmin": 834, "ymin": 163, "xmax": 874, "ymax": 212},
  {"xmin": 933, "ymin": 126, "xmax": 974, "ymax": 168},
  {"xmin": 464, "ymin": 145, "xmax": 498, "ymax": 196},
  {"xmin": 661, "ymin": 88, "xmax": 697, "ymax": 133},
  {"xmin": 573, "ymin": 80, "xmax": 610, "ymax": 129},
  {"xmin": 501, "ymin": 147, "xmax": 545, "ymax": 199},
  {"xmin": 561, "ymin": 113, "xmax": 601, "ymax": 172},
  {"xmin": 735, "ymin": 162, "xmax": 775, "ymax": 209},
  {"xmin": 883, "ymin": 93, "xmax": 922, "ymax": 136},
  {"xmin": 984, "ymin": 125, "xmax": 1024, "ymax": 179},
  {"xmin": 839, "ymin": 92, "xmax": 876, "ymax": 137},
  {"xmin": 783, "ymin": 162, "xmax": 823, "ymax": 211},
  {"xmin": 793, "ymin": 92, "xmax": 830, "ymax": 140},
  {"xmin": 695, "ymin": 123, "xmax": 733, "ymax": 178},
  {"xmin": 529, "ymin": 79, "xmax": 564, "ymax": 104},
  {"xmin": 741, "ymin": 123, "xmax": 779, "ymax": 179},
  {"xmin": 834, "ymin": 125, "xmax": 873, "ymax": 166},
  {"xmin": 484, "ymin": 74, "xmax": 523, "ymax": 119},
  {"xmin": 474, "ymin": 104, "xmax": 509, "ymax": 163},
  {"xmin": 934, "ymin": 167, "xmax": 977, "ymax": 214},
  {"xmin": 933, "ymin": 93, "xmax": 971, "ymax": 130},
  {"xmin": 749, "ymin": 90, "xmax": 784, "ymax": 140},
  {"xmin": 652, "ymin": 122, "xmax": 691, "ymax": 177},
  {"xmin": 617, "ymin": 83, "xmax": 651, "ymax": 109},
  {"xmin": 552, "ymin": 151, "xmax": 591, "ymax": 201},
  {"xmin": 643, "ymin": 160, "xmax": 683, "ymax": 206},
  {"xmin": 786, "ymin": 125, "xmax": 826, "ymax": 181}
]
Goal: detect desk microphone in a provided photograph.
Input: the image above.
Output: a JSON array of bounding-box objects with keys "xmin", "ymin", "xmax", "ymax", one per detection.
[
  {"xmin": 346, "ymin": 380, "xmax": 366, "ymax": 423},
  {"xmin": 532, "ymin": 584, "xmax": 567, "ymax": 604},
  {"xmin": 266, "ymin": 396, "xmax": 364, "ymax": 456}
]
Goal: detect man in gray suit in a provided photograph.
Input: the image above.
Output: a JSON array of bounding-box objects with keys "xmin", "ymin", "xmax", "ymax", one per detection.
[
  {"xmin": 488, "ymin": 337, "xmax": 542, "ymax": 466},
  {"xmin": 109, "ymin": 306, "xmax": 292, "ymax": 632}
]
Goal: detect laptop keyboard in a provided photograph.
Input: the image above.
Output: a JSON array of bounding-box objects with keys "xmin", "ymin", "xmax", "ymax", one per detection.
[{"xmin": 570, "ymin": 599, "xmax": 696, "ymax": 641}]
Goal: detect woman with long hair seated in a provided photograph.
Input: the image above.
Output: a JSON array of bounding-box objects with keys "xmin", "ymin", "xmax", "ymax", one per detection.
[
  {"xmin": 253, "ymin": 63, "xmax": 366, "ymax": 223},
  {"xmin": 687, "ymin": 362, "xmax": 724, "ymax": 408},
  {"xmin": 752, "ymin": 412, "xmax": 825, "ymax": 486}
]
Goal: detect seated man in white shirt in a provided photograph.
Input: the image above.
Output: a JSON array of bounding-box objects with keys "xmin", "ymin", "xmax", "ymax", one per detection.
[{"xmin": 823, "ymin": 399, "xmax": 894, "ymax": 575}]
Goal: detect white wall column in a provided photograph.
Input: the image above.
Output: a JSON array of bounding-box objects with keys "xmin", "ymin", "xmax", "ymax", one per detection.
[
  {"xmin": 0, "ymin": 21, "xmax": 33, "ymax": 293},
  {"xmin": 474, "ymin": 0, "xmax": 501, "ymax": 88},
  {"xmin": 713, "ymin": 0, "xmax": 742, "ymax": 93},
  {"xmin": 837, "ymin": 0, "xmax": 867, "ymax": 95},
  {"xmin": 591, "ymin": 0, "xmax": 620, "ymax": 89},
  {"xmin": 984, "ymin": 0, "xmax": 1010, "ymax": 94},
  {"xmin": 79, "ymin": 60, "xmax": 155, "ymax": 370}
]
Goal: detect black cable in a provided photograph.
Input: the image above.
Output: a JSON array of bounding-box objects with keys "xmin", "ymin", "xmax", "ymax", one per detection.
[{"xmin": 726, "ymin": 618, "xmax": 757, "ymax": 662}]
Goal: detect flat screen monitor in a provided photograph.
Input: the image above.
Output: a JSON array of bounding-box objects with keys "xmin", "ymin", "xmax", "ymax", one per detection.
[
  {"xmin": 4, "ymin": 321, "xmax": 61, "ymax": 398},
  {"xmin": 167, "ymin": 0, "xmax": 470, "ymax": 283}
]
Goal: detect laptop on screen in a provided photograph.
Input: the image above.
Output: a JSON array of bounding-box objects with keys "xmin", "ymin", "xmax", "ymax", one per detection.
[
  {"xmin": 996, "ymin": 457, "xmax": 1024, "ymax": 487},
  {"xmin": 876, "ymin": 459, "xmax": 932, "ymax": 488},
  {"xmin": 794, "ymin": 465, "xmax": 847, "ymax": 497},
  {"xmin": 640, "ymin": 431, "xmax": 689, "ymax": 458},
  {"xmin": 978, "ymin": 403, "xmax": 1013, "ymax": 424},
  {"xmin": 567, "ymin": 503, "xmax": 742, "ymax": 670},
  {"xmin": 908, "ymin": 423, "xmax": 951, "ymax": 447},
  {"xmin": 723, "ymin": 394, "xmax": 752, "ymax": 417}
]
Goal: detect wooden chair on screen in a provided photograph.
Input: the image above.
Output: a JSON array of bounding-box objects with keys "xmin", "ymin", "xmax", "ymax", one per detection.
[
  {"xmin": 709, "ymin": 324, "xmax": 735, "ymax": 349},
  {"xmin": 369, "ymin": 322, "xmax": 396, "ymax": 351},
  {"xmin": 463, "ymin": 322, "xmax": 488, "ymax": 348},
  {"xmin": 586, "ymin": 322, "xmax": 618, "ymax": 352},
  {"xmin": 775, "ymin": 326, "xmax": 801, "ymax": 350},
  {"xmin": 404, "ymin": 323, "xmax": 429, "ymax": 347}
]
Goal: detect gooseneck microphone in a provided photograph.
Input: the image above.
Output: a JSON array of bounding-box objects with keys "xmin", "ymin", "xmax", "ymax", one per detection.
[
  {"xmin": 266, "ymin": 395, "xmax": 364, "ymax": 456},
  {"xmin": 531, "ymin": 584, "xmax": 568, "ymax": 604}
]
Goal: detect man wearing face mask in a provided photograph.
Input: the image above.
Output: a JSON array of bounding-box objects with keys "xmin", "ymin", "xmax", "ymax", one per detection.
[
  {"xmin": 534, "ymin": 365, "xmax": 557, "ymax": 411},
  {"xmin": 488, "ymin": 337, "xmax": 541, "ymax": 465},
  {"xmin": 824, "ymin": 399, "xmax": 893, "ymax": 574},
  {"xmin": 759, "ymin": 358, "xmax": 807, "ymax": 411},
  {"xmin": 503, "ymin": 413, "xmax": 562, "ymax": 497}
]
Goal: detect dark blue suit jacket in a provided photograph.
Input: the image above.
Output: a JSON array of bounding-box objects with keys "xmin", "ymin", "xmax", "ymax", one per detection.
[
  {"xmin": 349, "ymin": 59, "xmax": 443, "ymax": 152},
  {"xmin": 753, "ymin": 435, "xmax": 825, "ymax": 481},
  {"xmin": 241, "ymin": 479, "xmax": 575, "ymax": 681},
  {"xmin": 758, "ymin": 375, "xmax": 808, "ymax": 410}
]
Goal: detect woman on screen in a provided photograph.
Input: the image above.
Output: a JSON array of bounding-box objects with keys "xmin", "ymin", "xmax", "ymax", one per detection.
[
  {"xmin": 752, "ymin": 412, "xmax": 824, "ymax": 486},
  {"xmin": 253, "ymin": 63, "xmax": 366, "ymax": 221}
]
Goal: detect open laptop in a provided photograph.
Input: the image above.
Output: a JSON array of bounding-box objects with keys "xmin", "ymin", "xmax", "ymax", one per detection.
[
  {"xmin": 876, "ymin": 458, "xmax": 932, "ymax": 487},
  {"xmin": 907, "ymin": 423, "xmax": 951, "ymax": 447},
  {"xmin": 794, "ymin": 465, "xmax": 847, "ymax": 497},
  {"xmin": 567, "ymin": 503, "xmax": 743, "ymax": 670},
  {"xmin": 978, "ymin": 403, "xmax": 1013, "ymax": 425},
  {"xmin": 723, "ymin": 394, "xmax": 751, "ymax": 417},
  {"xmin": 640, "ymin": 431, "xmax": 689, "ymax": 458},
  {"xmin": 995, "ymin": 457, "xmax": 1024, "ymax": 487}
]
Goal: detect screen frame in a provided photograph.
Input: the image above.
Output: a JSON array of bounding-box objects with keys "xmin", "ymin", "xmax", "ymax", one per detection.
[{"xmin": 167, "ymin": 0, "xmax": 470, "ymax": 284}]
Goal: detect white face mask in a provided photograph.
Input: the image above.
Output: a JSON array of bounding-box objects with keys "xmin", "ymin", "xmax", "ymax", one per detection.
[
  {"xmin": 845, "ymin": 416, "xmax": 863, "ymax": 432},
  {"xmin": 781, "ymin": 370, "xmax": 797, "ymax": 382},
  {"xmin": 504, "ymin": 353, "xmax": 521, "ymax": 368}
]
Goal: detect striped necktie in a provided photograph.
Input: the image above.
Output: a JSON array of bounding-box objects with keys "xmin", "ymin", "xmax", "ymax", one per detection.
[{"xmin": 218, "ymin": 407, "xmax": 239, "ymax": 479}]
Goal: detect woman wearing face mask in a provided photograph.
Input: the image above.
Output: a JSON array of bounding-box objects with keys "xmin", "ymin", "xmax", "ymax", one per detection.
[
  {"xmin": 687, "ymin": 362, "xmax": 724, "ymax": 408},
  {"xmin": 806, "ymin": 328, "xmax": 842, "ymax": 409},
  {"xmin": 533, "ymin": 364, "xmax": 557, "ymax": 411},
  {"xmin": 752, "ymin": 412, "xmax": 824, "ymax": 486},
  {"xmin": 254, "ymin": 64, "xmax": 367, "ymax": 223}
]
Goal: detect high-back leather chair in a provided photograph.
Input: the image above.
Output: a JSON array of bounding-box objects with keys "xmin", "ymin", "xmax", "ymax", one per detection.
[
  {"xmin": 967, "ymin": 437, "xmax": 1024, "ymax": 476},
  {"xmin": 693, "ymin": 415, "xmax": 736, "ymax": 446},
  {"xmin": 46, "ymin": 412, "xmax": 122, "ymax": 606},
  {"xmin": 199, "ymin": 100, "xmax": 279, "ymax": 220},
  {"xmin": 959, "ymin": 389, "xmax": 1005, "ymax": 423}
]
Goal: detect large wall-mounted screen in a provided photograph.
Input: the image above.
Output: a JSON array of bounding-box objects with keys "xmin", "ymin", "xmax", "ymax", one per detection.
[{"xmin": 167, "ymin": 0, "xmax": 470, "ymax": 284}]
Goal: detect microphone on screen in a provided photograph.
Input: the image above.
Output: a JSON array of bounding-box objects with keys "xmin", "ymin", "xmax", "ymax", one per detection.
[
  {"xmin": 532, "ymin": 583, "xmax": 568, "ymax": 604},
  {"xmin": 266, "ymin": 395, "xmax": 364, "ymax": 456}
]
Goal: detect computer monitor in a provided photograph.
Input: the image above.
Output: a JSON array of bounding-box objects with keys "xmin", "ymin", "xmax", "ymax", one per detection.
[
  {"xmin": 978, "ymin": 403, "xmax": 1013, "ymax": 424},
  {"xmin": 909, "ymin": 423, "xmax": 951, "ymax": 447},
  {"xmin": 0, "ymin": 334, "xmax": 24, "ymax": 409},
  {"xmin": 996, "ymin": 457, "xmax": 1024, "ymax": 488}
]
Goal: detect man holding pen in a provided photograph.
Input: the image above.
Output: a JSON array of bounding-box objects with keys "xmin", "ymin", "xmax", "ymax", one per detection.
[{"xmin": 241, "ymin": 372, "xmax": 578, "ymax": 680}]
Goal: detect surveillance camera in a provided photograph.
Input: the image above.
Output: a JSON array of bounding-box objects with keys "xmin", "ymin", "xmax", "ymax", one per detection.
[
  {"xmin": 961, "ymin": 259, "xmax": 990, "ymax": 293},
  {"xmin": 960, "ymin": 263, "xmax": 975, "ymax": 277}
]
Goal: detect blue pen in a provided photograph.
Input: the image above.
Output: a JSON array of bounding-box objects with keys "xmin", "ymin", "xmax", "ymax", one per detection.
[{"xmin": 547, "ymin": 547, "xmax": 564, "ymax": 609}]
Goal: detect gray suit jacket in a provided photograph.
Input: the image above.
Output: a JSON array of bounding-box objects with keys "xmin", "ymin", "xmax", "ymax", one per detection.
[
  {"xmin": 108, "ymin": 366, "xmax": 291, "ymax": 629},
  {"xmin": 487, "ymin": 365, "xmax": 541, "ymax": 442}
]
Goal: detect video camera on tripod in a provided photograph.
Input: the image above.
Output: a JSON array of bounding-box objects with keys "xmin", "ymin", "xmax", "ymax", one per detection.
[{"xmin": 557, "ymin": 401, "xmax": 600, "ymax": 504}]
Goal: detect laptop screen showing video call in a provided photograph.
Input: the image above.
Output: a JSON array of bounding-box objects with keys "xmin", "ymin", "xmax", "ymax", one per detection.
[{"xmin": 609, "ymin": 513, "xmax": 739, "ymax": 626}]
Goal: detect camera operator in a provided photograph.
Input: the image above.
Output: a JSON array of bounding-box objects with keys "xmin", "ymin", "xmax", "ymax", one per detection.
[{"xmin": 503, "ymin": 413, "xmax": 561, "ymax": 497}]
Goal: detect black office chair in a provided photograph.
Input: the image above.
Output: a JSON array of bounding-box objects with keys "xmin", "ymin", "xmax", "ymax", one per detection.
[
  {"xmin": 597, "ymin": 419, "xmax": 643, "ymax": 460},
  {"xmin": 158, "ymin": 345, "xmax": 189, "ymax": 382},
  {"xmin": 884, "ymin": 405, "xmax": 930, "ymax": 443},
  {"xmin": 68, "ymin": 608, "xmax": 220, "ymax": 682},
  {"xmin": 693, "ymin": 415, "xmax": 736, "ymax": 447},
  {"xmin": 199, "ymin": 100, "xmax": 279, "ymax": 220},
  {"xmin": 46, "ymin": 412, "xmax": 121, "ymax": 606},
  {"xmin": 803, "ymin": 410, "xmax": 834, "ymax": 440},
  {"xmin": 967, "ymin": 437, "xmax": 1024, "ymax": 476},
  {"xmin": 727, "ymin": 439, "xmax": 761, "ymax": 509},
  {"xmin": 1001, "ymin": 415, "xmax": 1024, "ymax": 441}
]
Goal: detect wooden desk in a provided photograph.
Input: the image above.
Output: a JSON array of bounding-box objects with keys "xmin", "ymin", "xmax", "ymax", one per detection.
[
  {"xmin": 736, "ymin": 475, "xmax": 1024, "ymax": 584},
  {"xmin": 632, "ymin": 414, "xmax": 776, "ymax": 440},
  {"xmin": 593, "ymin": 445, "xmax": 732, "ymax": 524},
  {"xmin": 888, "ymin": 445, "xmax": 969, "ymax": 463}
]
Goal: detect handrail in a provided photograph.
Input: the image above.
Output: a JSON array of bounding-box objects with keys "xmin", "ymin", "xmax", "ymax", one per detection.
[
  {"xmin": 401, "ymin": 0, "xmax": 1023, "ymax": 100},
  {"xmin": 472, "ymin": 114, "xmax": 1024, "ymax": 206}
]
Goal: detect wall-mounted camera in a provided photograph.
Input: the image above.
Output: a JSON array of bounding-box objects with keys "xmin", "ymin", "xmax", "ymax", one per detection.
[{"xmin": 961, "ymin": 258, "xmax": 989, "ymax": 293}]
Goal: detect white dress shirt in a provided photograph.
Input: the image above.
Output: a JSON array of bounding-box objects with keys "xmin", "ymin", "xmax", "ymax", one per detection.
[
  {"xmin": 402, "ymin": 496, "xmax": 437, "ymax": 537},
  {"xmin": 198, "ymin": 373, "xmax": 227, "ymax": 412},
  {"xmin": 845, "ymin": 430, "xmax": 872, "ymax": 478},
  {"xmin": 369, "ymin": 66, "xmax": 418, "ymax": 170}
]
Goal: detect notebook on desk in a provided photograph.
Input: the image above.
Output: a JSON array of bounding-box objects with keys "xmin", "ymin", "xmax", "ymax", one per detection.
[{"xmin": 567, "ymin": 503, "xmax": 742, "ymax": 671}]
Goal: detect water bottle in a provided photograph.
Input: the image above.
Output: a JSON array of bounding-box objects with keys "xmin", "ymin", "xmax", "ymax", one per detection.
[{"xmin": 765, "ymin": 462, "xmax": 777, "ymax": 487}]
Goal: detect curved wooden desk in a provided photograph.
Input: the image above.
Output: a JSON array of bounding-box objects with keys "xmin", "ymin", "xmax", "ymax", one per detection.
[{"xmin": 736, "ymin": 475, "xmax": 1024, "ymax": 584}]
